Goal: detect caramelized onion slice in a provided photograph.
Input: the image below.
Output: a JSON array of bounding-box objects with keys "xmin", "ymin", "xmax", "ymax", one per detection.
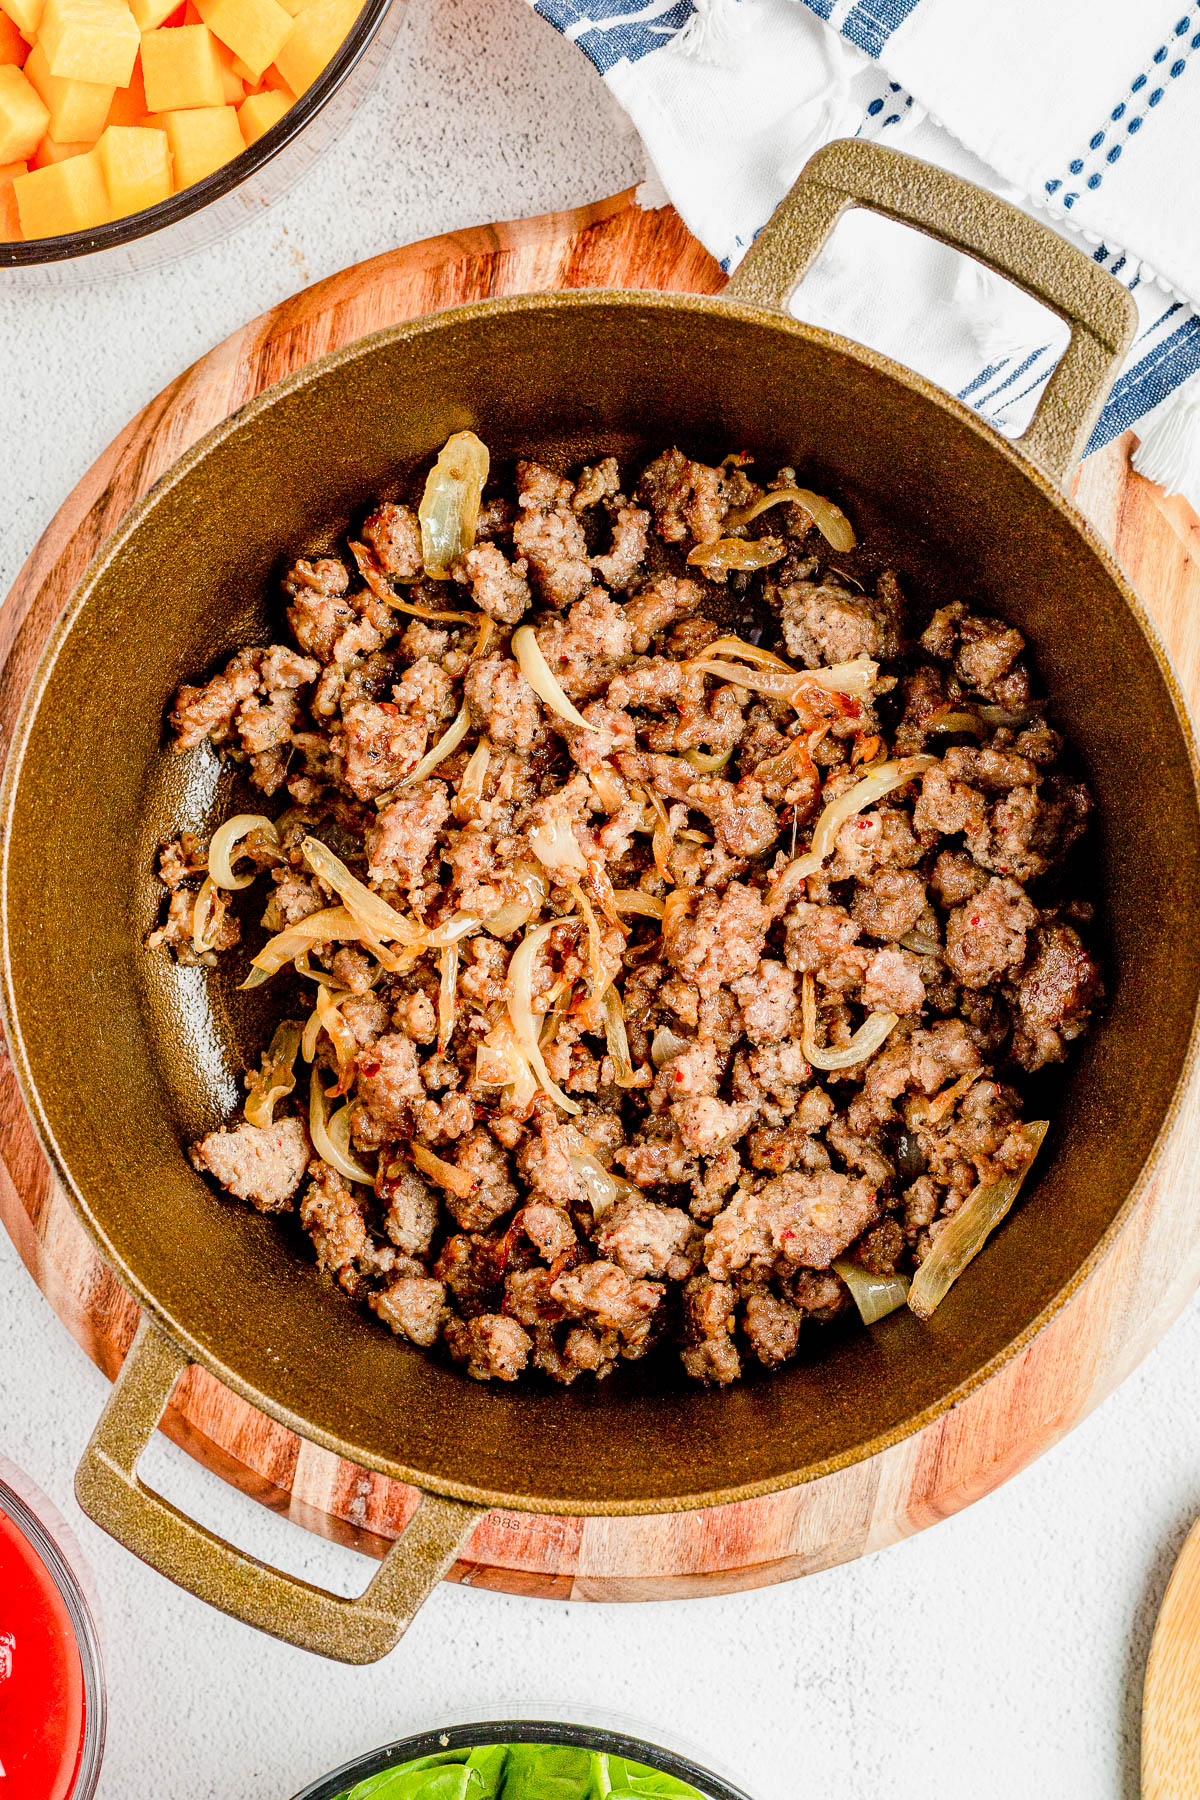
[
  {"xmin": 208, "ymin": 813, "xmax": 279, "ymax": 890},
  {"xmin": 458, "ymin": 739, "xmax": 490, "ymax": 805},
  {"xmin": 399, "ymin": 705, "xmax": 471, "ymax": 790},
  {"xmin": 419, "ymin": 430, "xmax": 490, "ymax": 578},
  {"xmin": 412, "ymin": 1140, "xmax": 477, "ymax": 1200},
  {"xmin": 699, "ymin": 635, "xmax": 795, "ymax": 671},
  {"xmin": 612, "ymin": 889, "xmax": 665, "ymax": 920},
  {"xmin": 191, "ymin": 875, "xmax": 218, "ymax": 953},
  {"xmin": 349, "ymin": 541, "xmax": 478, "ymax": 623},
  {"xmin": 785, "ymin": 754, "xmax": 936, "ymax": 882},
  {"xmin": 511, "ymin": 625, "xmax": 597, "ymax": 732},
  {"xmin": 243, "ymin": 1020, "xmax": 303, "ymax": 1128},
  {"xmin": 651, "ymin": 1026, "xmax": 691, "ymax": 1069},
  {"xmin": 300, "ymin": 836, "xmax": 427, "ymax": 945},
  {"xmin": 686, "ymin": 536, "xmax": 785, "ymax": 574},
  {"xmin": 506, "ymin": 921, "xmax": 581, "ymax": 1115},
  {"xmin": 725, "ymin": 485, "xmax": 856, "ymax": 551},
  {"xmin": 310, "ymin": 1066, "xmax": 374, "ymax": 1185},
  {"xmin": 568, "ymin": 1147, "xmax": 642, "ymax": 1220},
  {"xmin": 603, "ymin": 987, "xmax": 646, "ymax": 1088},
  {"xmin": 833, "ymin": 1257, "xmax": 911, "ymax": 1326},
  {"xmin": 436, "ymin": 944, "xmax": 459, "ymax": 1053},
  {"xmin": 242, "ymin": 906, "xmax": 361, "ymax": 988},
  {"xmin": 908, "ymin": 1122, "xmax": 1048, "ymax": 1321},
  {"xmin": 684, "ymin": 745, "xmax": 734, "ymax": 774},
  {"xmin": 529, "ymin": 814, "xmax": 588, "ymax": 877},
  {"xmin": 801, "ymin": 972, "xmax": 899, "ymax": 1071}
]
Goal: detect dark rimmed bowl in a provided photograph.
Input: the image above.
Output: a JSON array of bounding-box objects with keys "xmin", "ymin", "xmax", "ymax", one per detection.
[
  {"xmin": 0, "ymin": 0, "xmax": 403, "ymax": 280},
  {"xmin": 290, "ymin": 1719, "xmax": 754, "ymax": 1800}
]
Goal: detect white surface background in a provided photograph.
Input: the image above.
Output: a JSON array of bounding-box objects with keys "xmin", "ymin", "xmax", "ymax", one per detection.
[{"xmin": 1, "ymin": 4, "xmax": 1199, "ymax": 1797}]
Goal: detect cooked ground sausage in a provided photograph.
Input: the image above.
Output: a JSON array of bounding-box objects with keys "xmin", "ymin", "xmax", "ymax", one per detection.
[{"xmin": 164, "ymin": 443, "xmax": 1102, "ymax": 1386}]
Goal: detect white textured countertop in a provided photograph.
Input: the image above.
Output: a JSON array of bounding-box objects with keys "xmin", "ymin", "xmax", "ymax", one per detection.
[{"xmin": 1, "ymin": 5, "xmax": 1198, "ymax": 1797}]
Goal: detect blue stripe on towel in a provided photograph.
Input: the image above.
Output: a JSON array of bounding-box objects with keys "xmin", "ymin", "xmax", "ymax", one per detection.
[
  {"xmin": 839, "ymin": 0, "xmax": 922, "ymax": 58},
  {"xmin": 533, "ymin": 0, "xmax": 694, "ymax": 74},
  {"xmin": 1087, "ymin": 314, "xmax": 1200, "ymax": 452}
]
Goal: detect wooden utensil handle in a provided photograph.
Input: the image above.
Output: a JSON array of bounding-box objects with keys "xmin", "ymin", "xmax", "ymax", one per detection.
[
  {"xmin": 724, "ymin": 137, "xmax": 1137, "ymax": 487},
  {"xmin": 74, "ymin": 1318, "xmax": 486, "ymax": 1662}
]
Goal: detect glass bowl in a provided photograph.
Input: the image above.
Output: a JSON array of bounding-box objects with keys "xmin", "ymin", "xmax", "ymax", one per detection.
[
  {"xmin": 291, "ymin": 1719, "xmax": 755, "ymax": 1800},
  {"xmin": 0, "ymin": 0, "xmax": 403, "ymax": 282},
  {"xmin": 0, "ymin": 1459, "xmax": 105, "ymax": 1799}
]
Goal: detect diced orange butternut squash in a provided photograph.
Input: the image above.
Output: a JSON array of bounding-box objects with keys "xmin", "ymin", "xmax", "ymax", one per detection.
[
  {"xmin": 24, "ymin": 39, "xmax": 111, "ymax": 137},
  {"xmin": 39, "ymin": 0, "xmax": 138, "ymax": 83},
  {"xmin": 194, "ymin": 0, "xmax": 286, "ymax": 82},
  {"xmin": 139, "ymin": 21, "xmax": 220, "ymax": 107},
  {"xmin": 274, "ymin": 0, "xmax": 315, "ymax": 18},
  {"xmin": 234, "ymin": 80, "xmax": 278, "ymax": 140},
  {"xmin": 95, "ymin": 117, "xmax": 166, "ymax": 210},
  {"xmin": 0, "ymin": 0, "xmax": 43, "ymax": 40},
  {"xmin": 0, "ymin": 11, "xmax": 27, "ymax": 59},
  {"xmin": 30, "ymin": 130, "xmax": 86, "ymax": 160},
  {"xmin": 102, "ymin": 48, "xmax": 141, "ymax": 117},
  {"xmin": 13, "ymin": 139, "xmax": 107, "ymax": 229},
  {"xmin": 126, "ymin": 0, "xmax": 174, "ymax": 27},
  {"xmin": 0, "ymin": 155, "xmax": 25, "ymax": 235},
  {"xmin": 272, "ymin": 0, "xmax": 353, "ymax": 94},
  {"xmin": 211, "ymin": 34, "xmax": 242, "ymax": 99},
  {"xmin": 161, "ymin": 96, "xmax": 235, "ymax": 183},
  {"xmin": 0, "ymin": 63, "xmax": 49, "ymax": 158}
]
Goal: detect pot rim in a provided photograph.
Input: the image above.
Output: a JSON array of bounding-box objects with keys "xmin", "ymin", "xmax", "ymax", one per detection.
[{"xmin": 5, "ymin": 285, "xmax": 1200, "ymax": 1516}]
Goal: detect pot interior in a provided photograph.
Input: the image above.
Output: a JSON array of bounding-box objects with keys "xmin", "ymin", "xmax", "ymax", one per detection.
[{"xmin": 5, "ymin": 292, "xmax": 1198, "ymax": 1512}]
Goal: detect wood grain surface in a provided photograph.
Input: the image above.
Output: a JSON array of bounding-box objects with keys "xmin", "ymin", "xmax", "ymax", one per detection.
[
  {"xmin": 1142, "ymin": 1517, "xmax": 1200, "ymax": 1798},
  {"xmin": 2, "ymin": 192, "xmax": 1198, "ymax": 1601}
]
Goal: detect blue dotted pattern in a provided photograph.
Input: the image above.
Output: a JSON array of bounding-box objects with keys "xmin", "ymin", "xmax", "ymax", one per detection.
[
  {"xmin": 1043, "ymin": 15, "xmax": 1197, "ymax": 210},
  {"xmin": 532, "ymin": 0, "xmax": 697, "ymax": 77}
]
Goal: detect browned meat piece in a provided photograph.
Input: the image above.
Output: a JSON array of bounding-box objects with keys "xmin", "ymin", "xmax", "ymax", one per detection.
[
  {"xmin": 146, "ymin": 884, "xmax": 240, "ymax": 966},
  {"xmin": 827, "ymin": 805, "xmax": 923, "ymax": 880},
  {"xmin": 361, "ymin": 502, "xmax": 422, "ymax": 579},
  {"xmin": 731, "ymin": 960, "xmax": 798, "ymax": 1045},
  {"xmin": 156, "ymin": 832, "xmax": 207, "ymax": 888},
  {"xmin": 454, "ymin": 542, "xmax": 531, "ymax": 624},
  {"xmin": 261, "ymin": 867, "xmax": 325, "ymax": 932},
  {"xmin": 742, "ymin": 1290, "xmax": 803, "ymax": 1367},
  {"xmin": 572, "ymin": 457, "xmax": 621, "ymax": 509},
  {"xmin": 513, "ymin": 460, "xmax": 593, "ymax": 608},
  {"xmin": 284, "ymin": 562, "xmax": 367, "ymax": 663},
  {"xmin": 514, "ymin": 1112, "xmax": 580, "ymax": 1206},
  {"xmin": 861, "ymin": 947, "xmax": 925, "ymax": 1014},
  {"xmin": 921, "ymin": 601, "xmax": 1027, "ymax": 699},
  {"xmin": 784, "ymin": 901, "xmax": 869, "ymax": 992},
  {"xmin": 663, "ymin": 881, "xmax": 769, "ymax": 994},
  {"xmin": 378, "ymin": 1159, "xmax": 439, "ymax": 1255},
  {"xmin": 445, "ymin": 1313, "xmax": 532, "ymax": 1381},
  {"xmin": 169, "ymin": 648, "xmax": 263, "ymax": 752},
  {"xmin": 300, "ymin": 1162, "xmax": 367, "ymax": 1274},
  {"xmin": 549, "ymin": 1260, "xmax": 661, "ymax": 1344},
  {"xmin": 680, "ymin": 1274, "xmax": 740, "ymax": 1384},
  {"xmin": 945, "ymin": 877, "xmax": 1037, "ymax": 988},
  {"xmin": 850, "ymin": 869, "xmax": 927, "ymax": 941},
  {"xmin": 591, "ymin": 504, "xmax": 651, "ymax": 590},
  {"xmin": 969, "ymin": 778, "xmax": 1091, "ymax": 884},
  {"xmin": 514, "ymin": 1202, "xmax": 579, "ymax": 1263},
  {"xmin": 942, "ymin": 744, "xmax": 1038, "ymax": 791},
  {"xmin": 337, "ymin": 700, "xmax": 426, "ymax": 800},
  {"xmin": 464, "ymin": 654, "xmax": 542, "ymax": 749},
  {"xmin": 912, "ymin": 764, "xmax": 989, "ymax": 841},
  {"xmin": 367, "ymin": 783, "xmax": 450, "ymax": 888},
  {"xmin": 775, "ymin": 578, "xmax": 900, "ymax": 668},
  {"xmin": 440, "ymin": 1130, "xmax": 520, "ymax": 1232},
  {"xmin": 534, "ymin": 590, "xmax": 634, "ymax": 702},
  {"xmin": 672, "ymin": 1096, "xmax": 755, "ymax": 1155},
  {"xmin": 622, "ymin": 574, "xmax": 705, "ymax": 653},
  {"xmin": 595, "ymin": 1195, "xmax": 696, "ymax": 1280},
  {"xmin": 1011, "ymin": 924, "xmax": 1103, "ymax": 1071},
  {"xmin": 848, "ymin": 1020, "xmax": 983, "ymax": 1131},
  {"xmin": 370, "ymin": 1275, "xmax": 446, "ymax": 1346},
  {"xmin": 929, "ymin": 849, "xmax": 987, "ymax": 909},
  {"xmin": 638, "ymin": 447, "xmax": 727, "ymax": 544},
  {"xmin": 190, "ymin": 1117, "xmax": 310, "ymax": 1212},
  {"xmin": 705, "ymin": 1171, "xmax": 879, "ymax": 1278},
  {"xmin": 392, "ymin": 656, "xmax": 457, "ymax": 729},
  {"xmin": 354, "ymin": 1035, "xmax": 424, "ymax": 1143}
]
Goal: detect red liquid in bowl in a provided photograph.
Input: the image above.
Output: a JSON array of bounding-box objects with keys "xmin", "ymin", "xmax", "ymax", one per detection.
[{"xmin": 0, "ymin": 1501, "xmax": 86, "ymax": 1800}]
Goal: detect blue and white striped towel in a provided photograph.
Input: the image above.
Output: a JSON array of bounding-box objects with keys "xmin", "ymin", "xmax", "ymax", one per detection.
[{"xmin": 527, "ymin": 0, "xmax": 1200, "ymax": 502}]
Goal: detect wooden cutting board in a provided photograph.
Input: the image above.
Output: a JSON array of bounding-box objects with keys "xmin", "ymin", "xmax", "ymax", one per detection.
[{"xmin": 2, "ymin": 191, "xmax": 1199, "ymax": 1601}]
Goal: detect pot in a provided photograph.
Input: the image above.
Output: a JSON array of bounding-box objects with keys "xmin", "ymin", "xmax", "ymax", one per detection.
[{"xmin": 3, "ymin": 141, "xmax": 1198, "ymax": 1662}]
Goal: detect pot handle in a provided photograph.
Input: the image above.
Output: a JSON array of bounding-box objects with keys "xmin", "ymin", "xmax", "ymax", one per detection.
[
  {"xmin": 75, "ymin": 1317, "xmax": 487, "ymax": 1663},
  {"xmin": 723, "ymin": 138, "xmax": 1137, "ymax": 489}
]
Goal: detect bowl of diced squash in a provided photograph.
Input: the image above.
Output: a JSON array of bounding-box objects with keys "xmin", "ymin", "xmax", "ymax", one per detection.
[{"xmin": 0, "ymin": 0, "xmax": 399, "ymax": 270}]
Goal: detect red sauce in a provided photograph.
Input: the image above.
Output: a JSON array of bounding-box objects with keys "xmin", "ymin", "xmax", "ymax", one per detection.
[{"xmin": 0, "ymin": 1502, "xmax": 85, "ymax": 1800}]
